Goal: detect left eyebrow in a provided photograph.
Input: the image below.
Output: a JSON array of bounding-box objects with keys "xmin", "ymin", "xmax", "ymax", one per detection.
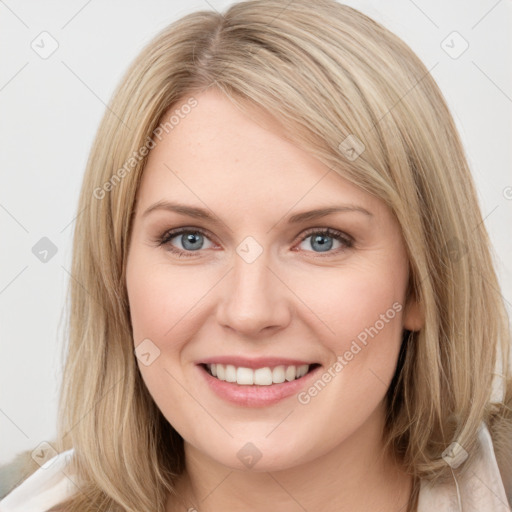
[{"xmin": 287, "ymin": 205, "xmax": 373, "ymax": 223}]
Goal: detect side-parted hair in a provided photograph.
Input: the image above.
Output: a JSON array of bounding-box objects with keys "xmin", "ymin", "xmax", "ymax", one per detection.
[{"xmin": 43, "ymin": 1, "xmax": 511, "ymax": 510}]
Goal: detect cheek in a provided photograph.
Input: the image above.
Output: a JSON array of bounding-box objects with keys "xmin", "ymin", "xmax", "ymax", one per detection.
[
  {"xmin": 290, "ymin": 267, "xmax": 406, "ymax": 431},
  {"xmin": 126, "ymin": 254, "xmax": 203, "ymax": 426},
  {"xmin": 291, "ymin": 260, "xmax": 408, "ymax": 408},
  {"xmin": 297, "ymin": 262, "xmax": 407, "ymax": 348},
  {"xmin": 126, "ymin": 255, "xmax": 211, "ymax": 345}
]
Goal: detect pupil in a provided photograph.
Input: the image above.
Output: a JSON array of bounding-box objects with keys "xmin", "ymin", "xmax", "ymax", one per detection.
[
  {"xmin": 313, "ymin": 234, "xmax": 332, "ymax": 252},
  {"xmin": 183, "ymin": 233, "xmax": 202, "ymax": 250}
]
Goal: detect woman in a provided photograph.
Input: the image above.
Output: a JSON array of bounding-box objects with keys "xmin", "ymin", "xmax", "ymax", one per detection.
[{"xmin": 1, "ymin": 0, "xmax": 510, "ymax": 511}]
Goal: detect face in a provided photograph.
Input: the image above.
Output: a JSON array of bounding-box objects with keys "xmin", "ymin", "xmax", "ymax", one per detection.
[{"xmin": 126, "ymin": 89, "xmax": 422, "ymax": 472}]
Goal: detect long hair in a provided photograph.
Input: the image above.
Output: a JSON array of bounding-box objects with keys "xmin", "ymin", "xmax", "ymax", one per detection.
[{"xmin": 42, "ymin": 0, "xmax": 511, "ymax": 510}]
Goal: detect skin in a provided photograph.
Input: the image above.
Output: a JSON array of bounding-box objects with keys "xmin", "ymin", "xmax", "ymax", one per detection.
[{"xmin": 125, "ymin": 88, "xmax": 424, "ymax": 512}]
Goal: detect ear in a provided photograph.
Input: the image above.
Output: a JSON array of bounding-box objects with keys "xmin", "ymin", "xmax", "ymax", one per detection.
[{"xmin": 402, "ymin": 289, "xmax": 424, "ymax": 332}]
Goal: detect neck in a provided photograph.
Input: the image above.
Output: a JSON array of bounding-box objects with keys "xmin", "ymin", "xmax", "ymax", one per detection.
[{"xmin": 167, "ymin": 403, "xmax": 413, "ymax": 512}]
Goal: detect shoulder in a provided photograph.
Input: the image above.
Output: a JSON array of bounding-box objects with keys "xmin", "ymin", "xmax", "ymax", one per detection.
[
  {"xmin": 0, "ymin": 448, "xmax": 76, "ymax": 512},
  {"xmin": 417, "ymin": 422, "xmax": 511, "ymax": 511}
]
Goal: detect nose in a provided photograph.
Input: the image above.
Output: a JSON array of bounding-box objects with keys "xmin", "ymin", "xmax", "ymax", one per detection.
[{"xmin": 215, "ymin": 247, "xmax": 292, "ymax": 337}]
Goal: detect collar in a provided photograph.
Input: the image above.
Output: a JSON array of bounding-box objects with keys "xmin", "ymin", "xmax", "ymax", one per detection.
[{"xmin": 417, "ymin": 422, "xmax": 510, "ymax": 511}]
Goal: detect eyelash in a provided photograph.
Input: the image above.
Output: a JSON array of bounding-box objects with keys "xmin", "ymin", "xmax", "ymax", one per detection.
[{"xmin": 155, "ymin": 226, "xmax": 354, "ymax": 258}]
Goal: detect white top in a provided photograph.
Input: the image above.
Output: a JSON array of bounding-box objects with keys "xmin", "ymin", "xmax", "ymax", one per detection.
[
  {"xmin": 0, "ymin": 422, "xmax": 509, "ymax": 512},
  {"xmin": 0, "ymin": 449, "xmax": 76, "ymax": 512}
]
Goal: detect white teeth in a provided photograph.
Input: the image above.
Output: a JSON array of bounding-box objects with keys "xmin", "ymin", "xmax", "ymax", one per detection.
[
  {"xmin": 272, "ymin": 365, "xmax": 286, "ymax": 384},
  {"xmin": 254, "ymin": 367, "xmax": 273, "ymax": 386},
  {"xmin": 225, "ymin": 364, "xmax": 237, "ymax": 383},
  {"xmin": 206, "ymin": 363, "xmax": 311, "ymax": 385},
  {"xmin": 297, "ymin": 364, "xmax": 309, "ymax": 378},
  {"xmin": 236, "ymin": 367, "xmax": 254, "ymax": 385},
  {"xmin": 285, "ymin": 366, "xmax": 296, "ymax": 381}
]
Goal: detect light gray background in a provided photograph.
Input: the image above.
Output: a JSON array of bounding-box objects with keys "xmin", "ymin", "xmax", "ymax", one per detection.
[{"xmin": 1, "ymin": 0, "xmax": 511, "ymax": 464}]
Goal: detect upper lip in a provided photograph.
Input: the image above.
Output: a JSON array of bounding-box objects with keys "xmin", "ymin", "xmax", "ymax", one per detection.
[{"xmin": 198, "ymin": 356, "xmax": 318, "ymax": 369}]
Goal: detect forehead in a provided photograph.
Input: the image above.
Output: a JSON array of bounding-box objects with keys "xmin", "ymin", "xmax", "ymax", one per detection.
[{"xmin": 136, "ymin": 89, "xmax": 383, "ymax": 219}]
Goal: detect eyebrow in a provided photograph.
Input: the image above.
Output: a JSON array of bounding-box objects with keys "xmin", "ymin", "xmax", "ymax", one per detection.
[{"xmin": 142, "ymin": 200, "xmax": 373, "ymax": 224}]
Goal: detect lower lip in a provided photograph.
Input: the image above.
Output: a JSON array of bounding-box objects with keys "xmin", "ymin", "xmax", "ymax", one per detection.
[{"xmin": 198, "ymin": 365, "xmax": 322, "ymax": 407}]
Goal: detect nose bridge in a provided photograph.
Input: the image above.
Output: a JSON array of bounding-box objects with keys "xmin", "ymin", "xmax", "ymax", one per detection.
[{"xmin": 216, "ymin": 240, "xmax": 291, "ymax": 335}]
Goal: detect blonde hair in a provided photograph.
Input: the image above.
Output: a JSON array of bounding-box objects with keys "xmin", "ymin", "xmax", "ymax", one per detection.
[{"xmin": 43, "ymin": 0, "xmax": 511, "ymax": 510}]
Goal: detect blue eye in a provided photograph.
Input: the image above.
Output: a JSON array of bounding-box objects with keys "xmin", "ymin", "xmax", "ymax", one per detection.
[
  {"xmin": 158, "ymin": 228, "xmax": 214, "ymax": 256},
  {"xmin": 297, "ymin": 228, "xmax": 353, "ymax": 255},
  {"xmin": 157, "ymin": 227, "xmax": 353, "ymax": 258}
]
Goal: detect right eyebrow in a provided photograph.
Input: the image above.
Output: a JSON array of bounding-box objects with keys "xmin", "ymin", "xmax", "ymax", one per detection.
[{"xmin": 142, "ymin": 200, "xmax": 220, "ymax": 222}]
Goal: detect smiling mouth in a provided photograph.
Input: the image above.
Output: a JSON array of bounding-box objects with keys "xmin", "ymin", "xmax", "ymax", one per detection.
[{"xmin": 202, "ymin": 363, "xmax": 321, "ymax": 386}]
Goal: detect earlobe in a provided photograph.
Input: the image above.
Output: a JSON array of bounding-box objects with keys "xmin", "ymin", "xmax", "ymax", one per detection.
[{"xmin": 403, "ymin": 297, "xmax": 424, "ymax": 332}]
